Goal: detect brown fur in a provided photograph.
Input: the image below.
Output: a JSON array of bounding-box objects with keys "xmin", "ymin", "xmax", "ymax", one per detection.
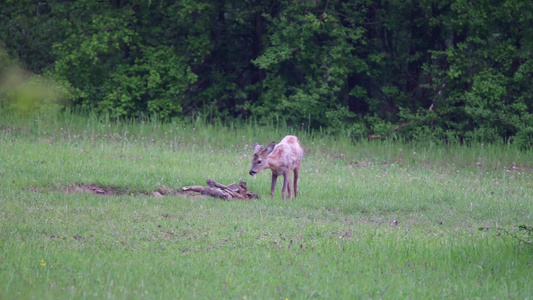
[{"xmin": 249, "ymin": 135, "xmax": 303, "ymax": 200}]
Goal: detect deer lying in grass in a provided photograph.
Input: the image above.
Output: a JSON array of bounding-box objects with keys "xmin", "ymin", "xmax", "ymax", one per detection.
[{"xmin": 249, "ymin": 135, "xmax": 303, "ymax": 200}]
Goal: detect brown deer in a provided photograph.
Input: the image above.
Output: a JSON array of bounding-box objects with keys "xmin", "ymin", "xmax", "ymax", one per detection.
[{"xmin": 249, "ymin": 135, "xmax": 303, "ymax": 200}]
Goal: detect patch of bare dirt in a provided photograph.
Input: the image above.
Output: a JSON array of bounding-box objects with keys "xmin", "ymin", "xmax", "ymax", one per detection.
[
  {"xmin": 1, "ymin": 125, "xmax": 29, "ymax": 135},
  {"xmin": 61, "ymin": 183, "xmax": 207, "ymax": 198},
  {"xmin": 65, "ymin": 184, "xmax": 119, "ymax": 196},
  {"xmin": 37, "ymin": 183, "xmax": 256, "ymax": 199},
  {"xmin": 506, "ymin": 163, "xmax": 533, "ymax": 173}
]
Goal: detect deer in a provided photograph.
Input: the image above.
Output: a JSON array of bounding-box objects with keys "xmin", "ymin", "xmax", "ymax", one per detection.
[{"xmin": 249, "ymin": 135, "xmax": 303, "ymax": 200}]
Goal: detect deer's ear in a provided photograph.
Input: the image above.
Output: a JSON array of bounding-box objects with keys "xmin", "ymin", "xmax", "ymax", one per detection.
[
  {"xmin": 265, "ymin": 142, "xmax": 276, "ymax": 154},
  {"xmin": 253, "ymin": 141, "xmax": 259, "ymax": 149}
]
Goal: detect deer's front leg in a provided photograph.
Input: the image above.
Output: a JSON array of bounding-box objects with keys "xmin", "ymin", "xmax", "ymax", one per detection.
[
  {"xmin": 270, "ymin": 173, "xmax": 278, "ymax": 198},
  {"xmin": 281, "ymin": 173, "xmax": 291, "ymax": 200},
  {"xmin": 287, "ymin": 176, "xmax": 292, "ymax": 199}
]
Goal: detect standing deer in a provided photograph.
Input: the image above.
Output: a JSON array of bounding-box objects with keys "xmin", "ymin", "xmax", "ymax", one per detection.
[{"xmin": 249, "ymin": 135, "xmax": 303, "ymax": 200}]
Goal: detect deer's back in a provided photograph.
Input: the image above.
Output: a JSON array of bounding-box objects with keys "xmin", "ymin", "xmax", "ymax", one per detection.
[{"xmin": 271, "ymin": 135, "xmax": 303, "ymax": 170}]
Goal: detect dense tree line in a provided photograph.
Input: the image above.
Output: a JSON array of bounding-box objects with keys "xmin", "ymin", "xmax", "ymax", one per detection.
[{"xmin": 1, "ymin": 0, "xmax": 532, "ymax": 146}]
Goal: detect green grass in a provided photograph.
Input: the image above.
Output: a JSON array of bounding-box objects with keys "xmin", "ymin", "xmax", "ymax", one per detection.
[{"xmin": 1, "ymin": 111, "xmax": 532, "ymax": 299}]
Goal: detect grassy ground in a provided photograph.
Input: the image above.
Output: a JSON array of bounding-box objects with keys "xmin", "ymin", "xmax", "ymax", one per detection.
[{"xmin": 1, "ymin": 112, "xmax": 532, "ymax": 299}]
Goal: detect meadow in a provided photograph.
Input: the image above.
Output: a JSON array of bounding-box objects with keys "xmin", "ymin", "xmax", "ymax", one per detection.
[{"xmin": 1, "ymin": 112, "xmax": 532, "ymax": 299}]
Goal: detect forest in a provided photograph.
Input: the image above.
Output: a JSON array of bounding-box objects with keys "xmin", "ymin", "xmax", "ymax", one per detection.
[{"xmin": 1, "ymin": 0, "xmax": 532, "ymax": 146}]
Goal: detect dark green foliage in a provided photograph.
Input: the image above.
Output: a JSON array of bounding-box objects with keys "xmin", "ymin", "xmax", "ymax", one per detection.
[
  {"xmin": 50, "ymin": 0, "xmax": 206, "ymax": 118},
  {"xmin": 251, "ymin": 1, "xmax": 367, "ymax": 132},
  {"xmin": 420, "ymin": 0, "xmax": 533, "ymax": 145},
  {"xmin": 0, "ymin": 0, "xmax": 531, "ymax": 145}
]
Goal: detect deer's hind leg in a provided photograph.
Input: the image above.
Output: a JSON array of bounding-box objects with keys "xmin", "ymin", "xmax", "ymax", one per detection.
[{"xmin": 293, "ymin": 165, "xmax": 300, "ymax": 198}]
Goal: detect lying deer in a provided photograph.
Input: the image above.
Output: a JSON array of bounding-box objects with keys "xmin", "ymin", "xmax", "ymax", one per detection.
[{"xmin": 249, "ymin": 135, "xmax": 303, "ymax": 200}]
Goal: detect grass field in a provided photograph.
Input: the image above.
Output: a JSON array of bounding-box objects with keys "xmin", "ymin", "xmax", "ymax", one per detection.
[{"xmin": 1, "ymin": 112, "xmax": 532, "ymax": 299}]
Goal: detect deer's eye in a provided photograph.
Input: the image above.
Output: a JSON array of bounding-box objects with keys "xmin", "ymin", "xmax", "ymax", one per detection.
[{"xmin": 257, "ymin": 160, "xmax": 262, "ymax": 164}]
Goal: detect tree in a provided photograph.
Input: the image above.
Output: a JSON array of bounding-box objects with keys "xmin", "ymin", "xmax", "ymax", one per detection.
[{"xmin": 1, "ymin": 0, "xmax": 531, "ymax": 145}]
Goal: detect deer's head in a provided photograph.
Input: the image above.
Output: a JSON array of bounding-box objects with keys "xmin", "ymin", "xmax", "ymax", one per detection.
[{"xmin": 249, "ymin": 141, "xmax": 276, "ymax": 175}]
